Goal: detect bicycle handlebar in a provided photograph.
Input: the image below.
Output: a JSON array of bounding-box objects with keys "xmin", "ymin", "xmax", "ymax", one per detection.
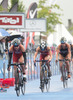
[
  {"xmin": 35, "ymin": 60, "xmax": 48, "ymax": 62},
  {"xmin": 8, "ymin": 63, "xmax": 25, "ymax": 66},
  {"xmin": 59, "ymin": 59, "xmax": 69, "ymax": 62}
]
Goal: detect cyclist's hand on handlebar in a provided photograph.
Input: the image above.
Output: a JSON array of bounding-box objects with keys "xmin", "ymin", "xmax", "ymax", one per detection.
[
  {"xmin": 48, "ymin": 59, "xmax": 51, "ymax": 62},
  {"xmin": 55, "ymin": 59, "xmax": 58, "ymax": 63},
  {"xmin": 33, "ymin": 59, "xmax": 36, "ymax": 67},
  {"xmin": 7, "ymin": 65, "xmax": 11, "ymax": 71},
  {"xmin": 33, "ymin": 59, "xmax": 36, "ymax": 63},
  {"xmin": 67, "ymin": 57, "xmax": 71, "ymax": 62}
]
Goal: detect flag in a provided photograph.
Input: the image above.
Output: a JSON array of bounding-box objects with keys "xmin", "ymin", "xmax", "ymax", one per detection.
[
  {"xmin": 25, "ymin": 2, "xmax": 37, "ymax": 49},
  {"xmin": 31, "ymin": 32, "xmax": 35, "ymax": 45}
]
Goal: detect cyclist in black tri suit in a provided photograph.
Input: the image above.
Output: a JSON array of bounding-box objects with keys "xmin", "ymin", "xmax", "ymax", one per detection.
[{"xmin": 56, "ymin": 37, "xmax": 71, "ymax": 81}]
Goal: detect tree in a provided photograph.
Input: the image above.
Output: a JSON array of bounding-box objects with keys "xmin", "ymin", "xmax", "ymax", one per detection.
[
  {"xmin": 37, "ymin": 0, "xmax": 62, "ymax": 35},
  {"xmin": 9, "ymin": 0, "xmax": 25, "ymax": 12},
  {"xmin": 0, "ymin": 5, "xmax": 4, "ymax": 11},
  {"xmin": 17, "ymin": 1, "xmax": 25, "ymax": 12}
]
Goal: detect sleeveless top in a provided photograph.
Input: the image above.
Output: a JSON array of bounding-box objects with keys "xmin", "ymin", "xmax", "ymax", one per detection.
[
  {"xmin": 59, "ymin": 44, "xmax": 68, "ymax": 57},
  {"xmin": 13, "ymin": 45, "xmax": 22, "ymax": 55},
  {"xmin": 39, "ymin": 48, "xmax": 50, "ymax": 56}
]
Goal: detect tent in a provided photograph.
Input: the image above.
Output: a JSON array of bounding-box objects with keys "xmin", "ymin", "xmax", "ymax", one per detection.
[{"xmin": 47, "ymin": 24, "xmax": 73, "ymax": 46}]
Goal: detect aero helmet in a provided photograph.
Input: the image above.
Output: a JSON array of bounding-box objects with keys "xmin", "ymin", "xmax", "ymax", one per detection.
[
  {"xmin": 60, "ymin": 37, "xmax": 66, "ymax": 44},
  {"xmin": 12, "ymin": 38, "xmax": 20, "ymax": 47},
  {"xmin": 40, "ymin": 41, "xmax": 47, "ymax": 51}
]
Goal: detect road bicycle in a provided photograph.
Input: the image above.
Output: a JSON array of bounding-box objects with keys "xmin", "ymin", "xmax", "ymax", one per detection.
[
  {"xmin": 35, "ymin": 60, "xmax": 51, "ymax": 92},
  {"xmin": 59, "ymin": 59, "xmax": 69, "ymax": 88},
  {"xmin": 9, "ymin": 63, "xmax": 26, "ymax": 96}
]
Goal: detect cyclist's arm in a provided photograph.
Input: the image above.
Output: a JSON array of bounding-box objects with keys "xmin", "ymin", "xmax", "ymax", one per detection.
[
  {"xmin": 33, "ymin": 47, "xmax": 39, "ymax": 61},
  {"xmin": 67, "ymin": 43, "xmax": 71, "ymax": 60},
  {"xmin": 47, "ymin": 47, "xmax": 52, "ymax": 60},
  {"xmin": 8, "ymin": 45, "xmax": 13, "ymax": 65},
  {"xmin": 20, "ymin": 44, "xmax": 26, "ymax": 65}
]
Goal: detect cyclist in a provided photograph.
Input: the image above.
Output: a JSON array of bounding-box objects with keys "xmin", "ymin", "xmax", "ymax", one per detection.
[
  {"xmin": 7, "ymin": 38, "xmax": 26, "ymax": 89},
  {"xmin": 55, "ymin": 37, "xmax": 71, "ymax": 81},
  {"xmin": 68, "ymin": 40, "xmax": 73, "ymax": 62},
  {"xmin": 34, "ymin": 41, "xmax": 52, "ymax": 88}
]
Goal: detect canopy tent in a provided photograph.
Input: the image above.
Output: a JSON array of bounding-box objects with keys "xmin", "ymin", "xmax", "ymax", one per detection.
[
  {"xmin": 0, "ymin": 29, "xmax": 10, "ymax": 40},
  {"xmin": 47, "ymin": 24, "xmax": 73, "ymax": 46},
  {"xmin": 7, "ymin": 30, "xmax": 23, "ymax": 36},
  {"xmin": 7, "ymin": 30, "xmax": 23, "ymax": 41}
]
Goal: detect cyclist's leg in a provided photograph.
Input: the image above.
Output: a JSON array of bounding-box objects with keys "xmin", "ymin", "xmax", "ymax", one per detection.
[
  {"xmin": 18, "ymin": 55, "xmax": 26, "ymax": 81},
  {"xmin": 65, "ymin": 60, "xmax": 71, "ymax": 78},
  {"xmin": 44, "ymin": 55, "xmax": 51, "ymax": 77},
  {"xmin": 59, "ymin": 60, "xmax": 63, "ymax": 81}
]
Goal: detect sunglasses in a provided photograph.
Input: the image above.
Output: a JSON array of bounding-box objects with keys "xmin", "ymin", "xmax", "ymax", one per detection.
[{"xmin": 14, "ymin": 45, "xmax": 19, "ymax": 47}]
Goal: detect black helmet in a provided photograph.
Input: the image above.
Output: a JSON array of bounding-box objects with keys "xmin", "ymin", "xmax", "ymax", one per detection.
[
  {"xmin": 40, "ymin": 41, "xmax": 47, "ymax": 51},
  {"xmin": 60, "ymin": 37, "xmax": 66, "ymax": 44},
  {"xmin": 12, "ymin": 38, "xmax": 20, "ymax": 47}
]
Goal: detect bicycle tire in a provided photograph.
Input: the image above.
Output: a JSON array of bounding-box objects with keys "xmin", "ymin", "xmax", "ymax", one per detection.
[
  {"xmin": 41, "ymin": 69, "xmax": 45, "ymax": 92},
  {"xmin": 15, "ymin": 69, "xmax": 20, "ymax": 96},
  {"xmin": 41, "ymin": 81, "xmax": 44, "ymax": 92},
  {"xmin": 16, "ymin": 87, "xmax": 20, "ymax": 96},
  {"xmin": 46, "ymin": 78, "xmax": 50, "ymax": 92},
  {"xmin": 21, "ymin": 81, "xmax": 25, "ymax": 95},
  {"xmin": 62, "ymin": 65, "xmax": 68, "ymax": 88}
]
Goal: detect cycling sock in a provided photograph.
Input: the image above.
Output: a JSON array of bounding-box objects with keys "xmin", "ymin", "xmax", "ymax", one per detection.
[{"xmin": 68, "ymin": 72, "xmax": 70, "ymax": 74}]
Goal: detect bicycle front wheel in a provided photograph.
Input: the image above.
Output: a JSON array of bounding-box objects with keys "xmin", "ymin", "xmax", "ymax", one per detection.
[
  {"xmin": 62, "ymin": 66, "xmax": 68, "ymax": 88},
  {"xmin": 41, "ymin": 81, "xmax": 44, "ymax": 92},
  {"xmin": 15, "ymin": 69, "xmax": 20, "ymax": 96},
  {"xmin": 16, "ymin": 87, "xmax": 20, "ymax": 96},
  {"xmin": 21, "ymin": 81, "xmax": 25, "ymax": 95},
  {"xmin": 46, "ymin": 78, "xmax": 50, "ymax": 92}
]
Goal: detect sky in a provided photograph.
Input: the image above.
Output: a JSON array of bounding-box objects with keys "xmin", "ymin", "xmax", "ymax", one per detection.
[{"xmin": 20, "ymin": 0, "xmax": 73, "ymax": 27}]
